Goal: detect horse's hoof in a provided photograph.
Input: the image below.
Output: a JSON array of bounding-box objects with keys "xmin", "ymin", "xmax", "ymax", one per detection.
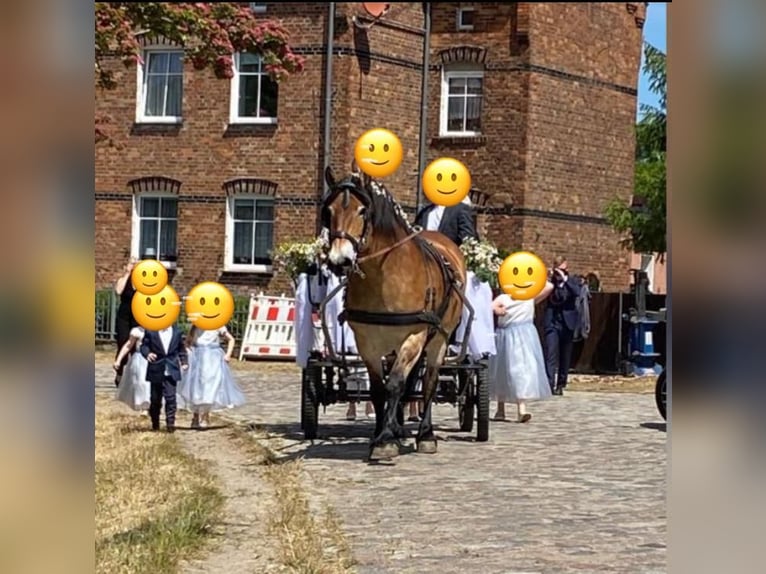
[
  {"xmin": 369, "ymin": 442, "xmax": 400, "ymax": 461},
  {"xmin": 416, "ymin": 439, "xmax": 438, "ymax": 454}
]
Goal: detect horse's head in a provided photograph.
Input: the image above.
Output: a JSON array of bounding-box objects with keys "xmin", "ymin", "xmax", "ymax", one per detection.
[{"xmin": 322, "ymin": 165, "xmax": 373, "ymax": 268}]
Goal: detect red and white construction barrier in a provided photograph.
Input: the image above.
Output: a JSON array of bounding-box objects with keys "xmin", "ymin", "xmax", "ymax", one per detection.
[{"xmin": 239, "ymin": 293, "xmax": 297, "ymax": 360}]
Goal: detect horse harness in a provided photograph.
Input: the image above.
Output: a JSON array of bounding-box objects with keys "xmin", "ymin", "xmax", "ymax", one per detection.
[{"xmin": 323, "ymin": 178, "xmax": 459, "ymax": 342}]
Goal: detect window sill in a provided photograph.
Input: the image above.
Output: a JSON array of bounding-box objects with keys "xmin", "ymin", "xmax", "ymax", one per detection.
[
  {"xmin": 228, "ymin": 117, "xmax": 278, "ymax": 126},
  {"xmin": 135, "ymin": 117, "xmax": 183, "ymax": 125},
  {"xmin": 432, "ymin": 134, "xmax": 487, "ymax": 146},
  {"xmin": 223, "ymin": 265, "xmax": 273, "ymax": 274}
]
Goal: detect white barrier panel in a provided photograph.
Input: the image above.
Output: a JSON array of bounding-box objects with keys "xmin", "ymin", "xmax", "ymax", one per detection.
[{"xmin": 239, "ymin": 293, "xmax": 297, "ymax": 360}]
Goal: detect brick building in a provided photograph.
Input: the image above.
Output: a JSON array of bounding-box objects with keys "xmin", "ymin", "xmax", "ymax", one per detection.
[{"xmin": 95, "ymin": 2, "xmax": 648, "ymax": 296}]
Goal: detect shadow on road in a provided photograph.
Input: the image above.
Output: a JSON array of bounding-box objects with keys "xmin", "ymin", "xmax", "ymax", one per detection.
[
  {"xmin": 250, "ymin": 420, "xmax": 479, "ymax": 463},
  {"xmin": 640, "ymin": 421, "xmax": 667, "ymax": 432}
]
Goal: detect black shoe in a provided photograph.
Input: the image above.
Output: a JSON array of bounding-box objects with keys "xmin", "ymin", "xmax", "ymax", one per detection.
[
  {"xmin": 167, "ymin": 425, "xmax": 176, "ymax": 434},
  {"xmin": 552, "ymin": 386, "xmax": 563, "ymax": 396}
]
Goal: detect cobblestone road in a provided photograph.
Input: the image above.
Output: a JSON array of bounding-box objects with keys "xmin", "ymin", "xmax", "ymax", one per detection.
[{"xmin": 96, "ymin": 358, "xmax": 666, "ymax": 574}]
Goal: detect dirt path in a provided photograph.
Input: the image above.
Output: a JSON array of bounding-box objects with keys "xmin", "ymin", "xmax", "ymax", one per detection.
[{"xmin": 177, "ymin": 419, "xmax": 283, "ymax": 574}]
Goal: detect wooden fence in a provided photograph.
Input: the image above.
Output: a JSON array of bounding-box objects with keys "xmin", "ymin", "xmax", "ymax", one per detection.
[{"xmin": 535, "ymin": 292, "xmax": 667, "ymax": 374}]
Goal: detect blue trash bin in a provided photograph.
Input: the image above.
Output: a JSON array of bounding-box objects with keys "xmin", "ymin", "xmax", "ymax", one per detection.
[{"xmin": 628, "ymin": 317, "xmax": 663, "ymax": 375}]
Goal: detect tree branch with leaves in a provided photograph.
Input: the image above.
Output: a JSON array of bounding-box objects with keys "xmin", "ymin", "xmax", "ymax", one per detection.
[
  {"xmin": 605, "ymin": 42, "xmax": 666, "ymax": 258},
  {"xmin": 95, "ymin": 2, "xmax": 305, "ymax": 143}
]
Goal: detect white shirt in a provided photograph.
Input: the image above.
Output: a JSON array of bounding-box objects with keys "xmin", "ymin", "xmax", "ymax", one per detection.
[
  {"xmin": 426, "ymin": 205, "xmax": 445, "ymax": 231},
  {"xmin": 159, "ymin": 327, "xmax": 173, "ymax": 376},
  {"xmin": 159, "ymin": 327, "xmax": 173, "ymax": 353}
]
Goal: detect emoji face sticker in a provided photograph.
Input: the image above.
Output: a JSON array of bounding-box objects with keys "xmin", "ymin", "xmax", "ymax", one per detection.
[
  {"xmin": 498, "ymin": 251, "xmax": 547, "ymax": 301},
  {"xmin": 131, "ymin": 259, "xmax": 168, "ymax": 295},
  {"xmin": 184, "ymin": 282, "xmax": 234, "ymax": 331},
  {"xmin": 421, "ymin": 157, "xmax": 471, "ymax": 207},
  {"xmin": 132, "ymin": 284, "xmax": 181, "ymax": 331},
  {"xmin": 353, "ymin": 128, "xmax": 404, "ymax": 178}
]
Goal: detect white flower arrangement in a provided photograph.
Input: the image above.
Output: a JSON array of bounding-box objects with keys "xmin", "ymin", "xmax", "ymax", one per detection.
[
  {"xmin": 271, "ymin": 234, "xmax": 329, "ymax": 283},
  {"xmin": 459, "ymin": 237, "xmax": 503, "ymax": 287}
]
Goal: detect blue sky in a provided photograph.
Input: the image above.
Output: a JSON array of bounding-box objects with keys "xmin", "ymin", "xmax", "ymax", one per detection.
[{"xmin": 637, "ymin": 2, "xmax": 667, "ymax": 116}]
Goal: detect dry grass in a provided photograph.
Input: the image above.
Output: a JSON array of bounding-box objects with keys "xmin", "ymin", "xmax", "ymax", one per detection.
[
  {"xmin": 230, "ymin": 424, "xmax": 356, "ymax": 574},
  {"xmin": 95, "ymin": 395, "xmax": 224, "ymax": 574},
  {"xmin": 568, "ymin": 374, "xmax": 658, "ymax": 394}
]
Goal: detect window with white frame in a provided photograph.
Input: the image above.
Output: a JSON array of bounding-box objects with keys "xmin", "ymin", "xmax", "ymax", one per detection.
[
  {"xmin": 457, "ymin": 7, "xmax": 475, "ymax": 31},
  {"xmin": 225, "ymin": 196, "xmax": 275, "ymax": 271},
  {"xmin": 229, "ymin": 52, "xmax": 279, "ymax": 124},
  {"xmin": 132, "ymin": 194, "xmax": 179, "ymax": 264},
  {"xmin": 249, "ymin": 2, "xmax": 267, "ymax": 13},
  {"xmin": 440, "ymin": 66, "xmax": 484, "ymax": 136},
  {"xmin": 136, "ymin": 48, "xmax": 184, "ymax": 123}
]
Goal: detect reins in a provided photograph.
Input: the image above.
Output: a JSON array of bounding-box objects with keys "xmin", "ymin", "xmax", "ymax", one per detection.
[{"xmin": 356, "ymin": 228, "xmax": 423, "ymax": 264}]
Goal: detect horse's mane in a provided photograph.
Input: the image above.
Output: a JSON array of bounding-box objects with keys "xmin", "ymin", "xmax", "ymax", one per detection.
[{"xmin": 349, "ymin": 173, "xmax": 415, "ymax": 238}]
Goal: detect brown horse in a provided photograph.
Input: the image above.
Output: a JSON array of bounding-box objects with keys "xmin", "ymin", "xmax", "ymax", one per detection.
[{"xmin": 322, "ymin": 166, "xmax": 467, "ymax": 460}]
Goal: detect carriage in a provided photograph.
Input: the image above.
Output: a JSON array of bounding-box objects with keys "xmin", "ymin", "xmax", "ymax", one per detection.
[
  {"xmin": 297, "ymin": 270, "xmax": 491, "ymax": 443},
  {"xmin": 284, "ymin": 165, "xmax": 500, "ymax": 461}
]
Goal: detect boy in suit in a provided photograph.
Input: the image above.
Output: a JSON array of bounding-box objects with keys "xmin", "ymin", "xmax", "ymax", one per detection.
[{"xmin": 141, "ymin": 323, "xmax": 188, "ymax": 432}]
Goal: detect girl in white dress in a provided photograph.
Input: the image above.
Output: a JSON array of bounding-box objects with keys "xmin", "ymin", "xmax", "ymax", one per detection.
[
  {"xmin": 489, "ymin": 282, "xmax": 554, "ymax": 422},
  {"xmin": 113, "ymin": 326, "xmax": 150, "ymax": 411},
  {"xmin": 178, "ymin": 325, "xmax": 246, "ymax": 428}
]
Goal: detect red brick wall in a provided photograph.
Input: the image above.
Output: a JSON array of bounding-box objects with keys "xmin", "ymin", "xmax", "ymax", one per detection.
[
  {"xmin": 425, "ymin": 2, "xmax": 644, "ymax": 292},
  {"xmin": 95, "ymin": 3, "xmax": 332, "ymax": 296},
  {"xmin": 95, "ymin": 2, "xmax": 645, "ymax": 298},
  {"xmin": 331, "ymin": 3, "xmax": 425, "ymax": 205}
]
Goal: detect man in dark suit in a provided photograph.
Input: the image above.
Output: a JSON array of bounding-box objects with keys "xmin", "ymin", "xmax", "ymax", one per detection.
[
  {"xmin": 542, "ymin": 256, "xmax": 582, "ymax": 395},
  {"xmin": 141, "ymin": 323, "xmax": 188, "ymax": 432},
  {"xmin": 414, "ymin": 196, "xmax": 478, "ymax": 246}
]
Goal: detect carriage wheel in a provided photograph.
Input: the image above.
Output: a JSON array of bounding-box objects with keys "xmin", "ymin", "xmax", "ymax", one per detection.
[
  {"xmin": 302, "ymin": 365, "xmax": 321, "ymax": 440},
  {"xmin": 655, "ymin": 369, "xmax": 667, "ymax": 421},
  {"xmin": 475, "ymin": 362, "xmax": 490, "ymax": 442},
  {"xmin": 458, "ymin": 370, "xmax": 475, "ymax": 432}
]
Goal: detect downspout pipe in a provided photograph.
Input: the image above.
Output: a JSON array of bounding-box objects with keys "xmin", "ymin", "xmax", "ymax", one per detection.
[
  {"xmin": 415, "ymin": 2, "xmax": 431, "ymax": 216},
  {"xmin": 320, "ymin": 2, "xmax": 336, "ymax": 233}
]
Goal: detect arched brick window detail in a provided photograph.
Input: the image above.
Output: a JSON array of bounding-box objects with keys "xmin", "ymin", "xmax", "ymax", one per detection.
[
  {"xmin": 127, "ymin": 176, "xmax": 182, "ymax": 195},
  {"xmin": 135, "ymin": 33, "xmax": 182, "ymax": 49},
  {"xmin": 437, "ymin": 45, "xmax": 488, "ymax": 67},
  {"xmin": 222, "ymin": 178, "xmax": 279, "ymax": 197},
  {"xmin": 222, "ymin": 178, "xmax": 279, "ymax": 273},
  {"xmin": 128, "ymin": 177, "xmax": 182, "ymax": 264}
]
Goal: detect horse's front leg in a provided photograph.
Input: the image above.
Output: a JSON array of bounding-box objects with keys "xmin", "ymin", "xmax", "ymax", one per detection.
[
  {"xmin": 416, "ymin": 341, "xmax": 447, "ymax": 454},
  {"xmin": 369, "ymin": 332, "xmax": 426, "ymax": 461}
]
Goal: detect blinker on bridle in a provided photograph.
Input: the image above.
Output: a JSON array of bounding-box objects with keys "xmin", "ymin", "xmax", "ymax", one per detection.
[{"xmin": 323, "ymin": 180, "xmax": 371, "ymax": 254}]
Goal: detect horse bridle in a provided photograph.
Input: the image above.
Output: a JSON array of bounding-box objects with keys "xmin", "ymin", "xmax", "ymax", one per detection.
[{"xmin": 322, "ymin": 178, "xmax": 372, "ymax": 254}]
